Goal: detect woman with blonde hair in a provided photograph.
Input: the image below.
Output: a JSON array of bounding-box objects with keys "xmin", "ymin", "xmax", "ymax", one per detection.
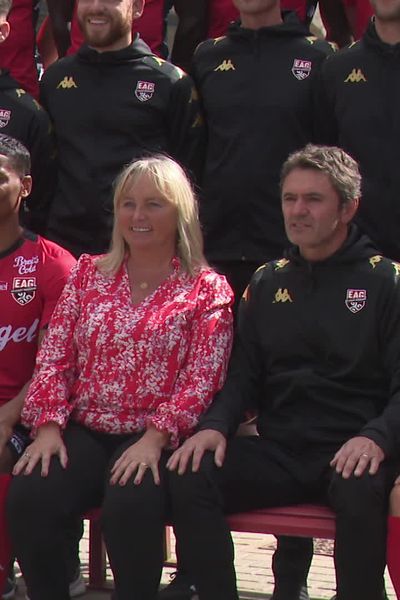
[{"xmin": 7, "ymin": 155, "xmax": 234, "ymax": 600}]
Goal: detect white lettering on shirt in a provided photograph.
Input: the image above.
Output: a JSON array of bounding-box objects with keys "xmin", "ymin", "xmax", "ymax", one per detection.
[
  {"xmin": 13, "ymin": 255, "xmax": 39, "ymax": 274},
  {"xmin": 0, "ymin": 318, "xmax": 39, "ymax": 351}
]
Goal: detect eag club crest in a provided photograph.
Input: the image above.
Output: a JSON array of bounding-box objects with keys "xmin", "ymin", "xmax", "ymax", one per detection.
[
  {"xmin": 345, "ymin": 289, "xmax": 367, "ymax": 314},
  {"xmin": 135, "ymin": 81, "xmax": 155, "ymax": 102},
  {"xmin": 291, "ymin": 59, "xmax": 312, "ymax": 80},
  {"xmin": 0, "ymin": 109, "xmax": 11, "ymax": 128},
  {"xmin": 11, "ymin": 277, "xmax": 36, "ymax": 306}
]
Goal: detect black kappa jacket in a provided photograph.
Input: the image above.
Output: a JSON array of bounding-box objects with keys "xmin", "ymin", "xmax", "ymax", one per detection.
[{"xmin": 200, "ymin": 227, "xmax": 400, "ymax": 458}]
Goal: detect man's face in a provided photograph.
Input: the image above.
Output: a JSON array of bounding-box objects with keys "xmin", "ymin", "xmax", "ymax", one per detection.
[
  {"xmin": 371, "ymin": 0, "xmax": 400, "ymax": 20},
  {"xmin": 282, "ymin": 168, "xmax": 357, "ymax": 261},
  {"xmin": 233, "ymin": 0, "xmax": 279, "ymax": 17},
  {"xmin": 77, "ymin": 0, "xmax": 141, "ymax": 52},
  {"xmin": 0, "ymin": 154, "xmax": 31, "ymax": 223}
]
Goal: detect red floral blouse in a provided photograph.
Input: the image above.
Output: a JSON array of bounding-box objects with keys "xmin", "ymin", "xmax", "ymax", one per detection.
[{"xmin": 22, "ymin": 255, "xmax": 234, "ymax": 447}]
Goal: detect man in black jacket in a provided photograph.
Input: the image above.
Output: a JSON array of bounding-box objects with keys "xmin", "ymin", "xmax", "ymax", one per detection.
[
  {"xmin": 192, "ymin": 0, "xmax": 333, "ymax": 312},
  {"xmin": 168, "ymin": 145, "xmax": 400, "ymax": 600},
  {"xmin": 0, "ymin": 0, "xmax": 55, "ymax": 237},
  {"xmin": 315, "ymin": 0, "xmax": 400, "ymax": 261},
  {"xmin": 41, "ymin": 0, "xmax": 203, "ymax": 257}
]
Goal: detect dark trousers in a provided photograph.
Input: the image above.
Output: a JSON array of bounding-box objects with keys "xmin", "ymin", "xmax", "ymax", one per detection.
[
  {"xmin": 171, "ymin": 436, "xmax": 397, "ymax": 600},
  {"xmin": 6, "ymin": 423, "xmax": 237, "ymax": 600}
]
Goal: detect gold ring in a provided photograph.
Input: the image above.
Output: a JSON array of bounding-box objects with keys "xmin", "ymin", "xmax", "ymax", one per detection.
[
  {"xmin": 361, "ymin": 453, "xmax": 369, "ymax": 458},
  {"xmin": 23, "ymin": 452, "xmax": 30, "ymax": 459},
  {"xmin": 139, "ymin": 462, "xmax": 148, "ymax": 468}
]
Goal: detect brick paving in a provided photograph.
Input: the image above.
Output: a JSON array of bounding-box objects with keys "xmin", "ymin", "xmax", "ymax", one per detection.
[{"xmin": 13, "ymin": 526, "xmax": 396, "ymax": 599}]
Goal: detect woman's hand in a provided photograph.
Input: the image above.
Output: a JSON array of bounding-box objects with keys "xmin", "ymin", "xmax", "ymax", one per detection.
[
  {"xmin": 13, "ymin": 422, "xmax": 67, "ymax": 477},
  {"xmin": 110, "ymin": 427, "xmax": 169, "ymax": 487}
]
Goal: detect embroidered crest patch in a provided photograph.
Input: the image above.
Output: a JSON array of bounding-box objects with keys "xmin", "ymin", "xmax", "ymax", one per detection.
[
  {"xmin": 345, "ymin": 289, "xmax": 367, "ymax": 313},
  {"xmin": 0, "ymin": 109, "xmax": 11, "ymax": 128},
  {"xmin": 135, "ymin": 81, "xmax": 155, "ymax": 102},
  {"xmin": 11, "ymin": 277, "xmax": 36, "ymax": 306},
  {"xmin": 291, "ymin": 59, "xmax": 312, "ymax": 80}
]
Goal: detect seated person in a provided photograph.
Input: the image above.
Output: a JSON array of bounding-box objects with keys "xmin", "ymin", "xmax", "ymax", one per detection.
[
  {"xmin": 0, "ymin": 133, "xmax": 77, "ymax": 598},
  {"xmin": 168, "ymin": 144, "xmax": 400, "ymax": 600},
  {"xmin": 6, "ymin": 154, "xmax": 233, "ymax": 600}
]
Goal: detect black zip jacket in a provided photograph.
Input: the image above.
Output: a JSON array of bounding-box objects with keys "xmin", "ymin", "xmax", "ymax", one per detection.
[
  {"xmin": 0, "ymin": 70, "xmax": 55, "ymax": 234},
  {"xmin": 192, "ymin": 12, "xmax": 333, "ymax": 263},
  {"xmin": 315, "ymin": 21, "xmax": 400, "ymax": 261},
  {"xmin": 40, "ymin": 36, "xmax": 204, "ymax": 256},
  {"xmin": 200, "ymin": 227, "xmax": 400, "ymax": 458}
]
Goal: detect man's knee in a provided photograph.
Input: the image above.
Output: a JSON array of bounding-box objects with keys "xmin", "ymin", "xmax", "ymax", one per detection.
[{"xmin": 329, "ymin": 471, "xmax": 387, "ymax": 518}]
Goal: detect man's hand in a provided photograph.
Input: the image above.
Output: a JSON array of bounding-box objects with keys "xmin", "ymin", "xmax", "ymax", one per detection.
[
  {"xmin": 330, "ymin": 436, "xmax": 384, "ymax": 479},
  {"xmin": 13, "ymin": 422, "xmax": 67, "ymax": 477},
  {"xmin": 167, "ymin": 429, "xmax": 227, "ymax": 475}
]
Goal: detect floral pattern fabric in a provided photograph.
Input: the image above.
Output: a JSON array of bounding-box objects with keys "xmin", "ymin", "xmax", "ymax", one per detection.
[{"xmin": 22, "ymin": 255, "xmax": 233, "ymax": 447}]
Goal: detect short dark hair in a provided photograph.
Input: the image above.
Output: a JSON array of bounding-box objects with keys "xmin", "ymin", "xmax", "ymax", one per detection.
[
  {"xmin": 281, "ymin": 144, "xmax": 361, "ymax": 206},
  {"xmin": 0, "ymin": 133, "xmax": 31, "ymax": 176},
  {"xmin": 0, "ymin": 0, "xmax": 11, "ymax": 18}
]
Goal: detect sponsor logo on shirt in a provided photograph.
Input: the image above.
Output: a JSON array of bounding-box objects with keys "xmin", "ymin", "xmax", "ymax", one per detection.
[
  {"xmin": 273, "ymin": 288, "xmax": 293, "ymax": 303},
  {"xmin": 291, "ymin": 59, "xmax": 312, "ymax": 81},
  {"xmin": 344, "ymin": 68, "xmax": 367, "ymax": 83},
  {"xmin": 0, "ymin": 318, "xmax": 39, "ymax": 351},
  {"xmin": 0, "ymin": 281, "xmax": 7, "ymax": 291},
  {"xmin": 13, "ymin": 255, "xmax": 39, "ymax": 274},
  {"xmin": 214, "ymin": 59, "xmax": 235, "ymax": 72},
  {"xmin": 11, "ymin": 277, "xmax": 37, "ymax": 306},
  {"xmin": 345, "ymin": 289, "xmax": 367, "ymax": 313},
  {"xmin": 0, "ymin": 109, "xmax": 11, "ymax": 128},
  {"xmin": 135, "ymin": 81, "xmax": 155, "ymax": 102},
  {"xmin": 57, "ymin": 76, "xmax": 78, "ymax": 89}
]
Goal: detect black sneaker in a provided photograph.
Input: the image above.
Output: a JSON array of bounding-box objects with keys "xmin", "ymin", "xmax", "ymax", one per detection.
[{"xmin": 159, "ymin": 572, "xmax": 197, "ymax": 600}]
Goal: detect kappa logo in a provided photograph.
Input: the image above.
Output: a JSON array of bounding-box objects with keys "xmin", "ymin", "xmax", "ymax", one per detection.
[
  {"xmin": 57, "ymin": 76, "xmax": 78, "ymax": 89},
  {"xmin": 292, "ymin": 59, "xmax": 312, "ymax": 81},
  {"xmin": 344, "ymin": 68, "xmax": 367, "ymax": 83},
  {"xmin": 16, "ymin": 89, "xmax": 26, "ymax": 98},
  {"xmin": 214, "ymin": 59, "xmax": 235, "ymax": 72},
  {"xmin": 135, "ymin": 81, "xmax": 155, "ymax": 102},
  {"xmin": 369, "ymin": 255, "xmax": 382, "ymax": 269},
  {"xmin": 11, "ymin": 277, "xmax": 37, "ymax": 306},
  {"xmin": 393, "ymin": 262, "xmax": 400, "ymax": 277},
  {"xmin": 274, "ymin": 258, "xmax": 290, "ymax": 270},
  {"xmin": 345, "ymin": 289, "xmax": 367, "ymax": 313},
  {"xmin": 0, "ymin": 109, "xmax": 11, "ymax": 128},
  {"xmin": 273, "ymin": 288, "xmax": 293, "ymax": 303}
]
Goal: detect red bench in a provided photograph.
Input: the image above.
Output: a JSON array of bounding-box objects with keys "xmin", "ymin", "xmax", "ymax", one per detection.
[{"xmin": 84, "ymin": 504, "xmax": 336, "ymax": 590}]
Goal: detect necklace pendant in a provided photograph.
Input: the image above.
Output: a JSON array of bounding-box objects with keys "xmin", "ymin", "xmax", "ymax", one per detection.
[{"xmin": 139, "ymin": 281, "xmax": 149, "ymax": 290}]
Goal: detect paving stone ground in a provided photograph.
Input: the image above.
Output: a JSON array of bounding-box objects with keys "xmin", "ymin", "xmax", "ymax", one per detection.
[{"xmin": 13, "ymin": 526, "xmax": 396, "ymax": 599}]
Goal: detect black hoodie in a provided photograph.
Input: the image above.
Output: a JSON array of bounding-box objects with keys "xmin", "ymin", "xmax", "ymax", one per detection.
[
  {"xmin": 315, "ymin": 21, "xmax": 400, "ymax": 261},
  {"xmin": 200, "ymin": 227, "xmax": 400, "ymax": 458},
  {"xmin": 0, "ymin": 70, "xmax": 55, "ymax": 233},
  {"xmin": 192, "ymin": 12, "xmax": 334, "ymax": 263},
  {"xmin": 40, "ymin": 36, "xmax": 204, "ymax": 256}
]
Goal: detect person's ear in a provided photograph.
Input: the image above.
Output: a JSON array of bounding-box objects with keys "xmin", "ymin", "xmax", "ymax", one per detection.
[
  {"xmin": 132, "ymin": 0, "xmax": 144, "ymax": 19},
  {"xmin": 20, "ymin": 175, "xmax": 32, "ymax": 198},
  {"xmin": 0, "ymin": 20, "xmax": 10, "ymax": 43},
  {"xmin": 341, "ymin": 197, "xmax": 359, "ymax": 224}
]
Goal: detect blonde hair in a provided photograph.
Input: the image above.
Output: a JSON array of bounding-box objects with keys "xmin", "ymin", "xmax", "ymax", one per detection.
[{"xmin": 97, "ymin": 155, "xmax": 207, "ymax": 275}]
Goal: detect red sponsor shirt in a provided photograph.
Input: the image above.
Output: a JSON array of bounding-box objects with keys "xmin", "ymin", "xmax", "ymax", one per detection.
[
  {"xmin": 0, "ymin": 231, "xmax": 75, "ymax": 405},
  {"xmin": 343, "ymin": 0, "xmax": 373, "ymax": 39},
  {"xmin": 68, "ymin": 0, "xmax": 166, "ymax": 56},
  {"xmin": 207, "ymin": 0, "xmax": 311, "ymax": 37},
  {"xmin": 0, "ymin": 0, "xmax": 39, "ymax": 99},
  {"xmin": 22, "ymin": 254, "xmax": 233, "ymax": 446}
]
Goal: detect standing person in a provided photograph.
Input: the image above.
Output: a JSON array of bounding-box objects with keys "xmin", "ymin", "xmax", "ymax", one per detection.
[
  {"xmin": 193, "ymin": 0, "xmax": 333, "ymax": 311},
  {"xmin": 171, "ymin": 0, "xmax": 320, "ymax": 73},
  {"xmin": 40, "ymin": 0, "xmax": 202, "ymax": 257},
  {"xmin": 6, "ymin": 155, "xmax": 233, "ymax": 600},
  {"xmin": 315, "ymin": 0, "xmax": 400, "ymax": 261},
  {"xmin": 168, "ymin": 144, "xmax": 400, "ymax": 600},
  {"xmin": 0, "ymin": 0, "xmax": 40, "ymax": 99},
  {"xmin": 0, "ymin": 0, "xmax": 55, "ymax": 237},
  {"xmin": 0, "ymin": 133, "xmax": 77, "ymax": 598}
]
